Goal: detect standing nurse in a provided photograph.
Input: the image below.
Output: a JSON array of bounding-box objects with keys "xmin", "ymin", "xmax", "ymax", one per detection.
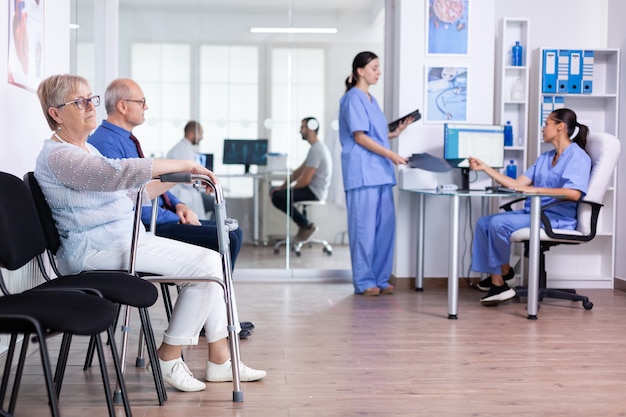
[{"xmin": 338, "ymin": 51, "xmax": 413, "ymax": 296}]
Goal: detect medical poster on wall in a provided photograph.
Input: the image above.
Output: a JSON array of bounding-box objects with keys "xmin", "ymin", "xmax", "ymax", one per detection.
[
  {"xmin": 424, "ymin": 66, "xmax": 468, "ymax": 123},
  {"xmin": 427, "ymin": 0, "xmax": 469, "ymax": 55},
  {"xmin": 8, "ymin": 0, "xmax": 45, "ymax": 91}
]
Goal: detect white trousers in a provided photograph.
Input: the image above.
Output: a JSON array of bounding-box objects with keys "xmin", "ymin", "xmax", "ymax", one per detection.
[{"xmin": 83, "ymin": 233, "xmax": 240, "ymax": 345}]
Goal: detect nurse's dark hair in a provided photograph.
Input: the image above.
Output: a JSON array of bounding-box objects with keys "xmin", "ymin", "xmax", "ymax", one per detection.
[
  {"xmin": 345, "ymin": 51, "xmax": 378, "ymax": 92},
  {"xmin": 551, "ymin": 108, "xmax": 589, "ymax": 150}
]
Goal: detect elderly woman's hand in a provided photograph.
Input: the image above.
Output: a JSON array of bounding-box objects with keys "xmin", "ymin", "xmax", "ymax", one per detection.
[{"xmin": 188, "ymin": 161, "xmax": 219, "ymax": 193}]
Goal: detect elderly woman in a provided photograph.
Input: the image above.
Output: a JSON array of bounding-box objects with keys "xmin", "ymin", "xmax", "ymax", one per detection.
[{"xmin": 34, "ymin": 74, "xmax": 265, "ymax": 392}]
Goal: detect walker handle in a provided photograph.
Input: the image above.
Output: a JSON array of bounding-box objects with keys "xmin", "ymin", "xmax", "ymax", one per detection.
[{"xmin": 159, "ymin": 172, "xmax": 191, "ymax": 183}]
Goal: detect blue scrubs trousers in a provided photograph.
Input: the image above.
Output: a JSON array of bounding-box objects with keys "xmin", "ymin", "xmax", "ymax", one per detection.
[
  {"xmin": 346, "ymin": 185, "xmax": 395, "ymax": 293},
  {"xmin": 471, "ymin": 210, "xmax": 531, "ymax": 275}
]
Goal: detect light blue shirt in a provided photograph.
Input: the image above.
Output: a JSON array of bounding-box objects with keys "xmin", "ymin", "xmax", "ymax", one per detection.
[
  {"xmin": 523, "ymin": 142, "xmax": 591, "ymax": 223},
  {"xmin": 338, "ymin": 87, "xmax": 396, "ymax": 191},
  {"xmin": 35, "ymin": 139, "xmax": 153, "ymax": 274}
]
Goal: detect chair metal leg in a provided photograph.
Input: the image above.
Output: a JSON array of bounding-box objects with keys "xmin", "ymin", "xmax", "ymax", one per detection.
[
  {"xmin": 94, "ymin": 331, "xmax": 131, "ymax": 417},
  {"xmin": 53, "ymin": 333, "xmax": 73, "ymax": 398},
  {"xmin": 35, "ymin": 332, "xmax": 61, "ymax": 417},
  {"xmin": 5, "ymin": 328, "xmax": 60, "ymax": 417},
  {"xmin": 8, "ymin": 334, "xmax": 31, "ymax": 416},
  {"xmin": 0, "ymin": 333, "xmax": 18, "ymax": 407},
  {"xmin": 104, "ymin": 328, "xmax": 133, "ymax": 417},
  {"xmin": 113, "ymin": 305, "xmax": 132, "ymax": 404},
  {"xmin": 138, "ymin": 307, "xmax": 167, "ymax": 404}
]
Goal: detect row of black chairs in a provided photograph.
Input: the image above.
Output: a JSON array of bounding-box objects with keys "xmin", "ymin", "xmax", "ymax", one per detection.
[{"xmin": 0, "ymin": 171, "xmax": 244, "ymax": 416}]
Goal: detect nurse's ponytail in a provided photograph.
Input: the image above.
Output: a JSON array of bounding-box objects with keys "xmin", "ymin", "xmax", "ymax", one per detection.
[{"xmin": 345, "ymin": 51, "xmax": 378, "ymax": 92}]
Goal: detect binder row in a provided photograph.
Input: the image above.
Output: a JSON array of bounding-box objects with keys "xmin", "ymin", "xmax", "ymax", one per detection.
[
  {"xmin": 541, "ymin": 49, "xmax": 594, "ymax": 94},
  {"xmin": 541, "ymin": 96, "xmax": 566, "ymax": 128}
]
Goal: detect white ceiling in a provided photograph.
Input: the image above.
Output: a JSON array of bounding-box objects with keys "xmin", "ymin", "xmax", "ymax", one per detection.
[{"xmin": 120, "ymin": 0, "xmax": 382, "ymax": 15}]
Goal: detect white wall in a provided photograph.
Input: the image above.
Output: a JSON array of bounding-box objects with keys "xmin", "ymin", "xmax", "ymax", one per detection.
[
  {"xmin": 392, "ymin": 0, "xmax": 614, "ymax": 279},
  {"xmin": 0, "ymin": 2, "xmax": 71, "ymax": 177},
  {"xmin": 393, "ymin": 0, "xmax": 497, "ymax": 279}
]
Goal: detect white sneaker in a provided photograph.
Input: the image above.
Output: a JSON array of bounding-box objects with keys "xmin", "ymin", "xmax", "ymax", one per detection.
[
  {"xmin": 206, "ymin": 359, "xmax": 267, "ymax": 382},
  {"xmin": 147, "ymin": 358, "xmax": 206, "ymax": 392}
]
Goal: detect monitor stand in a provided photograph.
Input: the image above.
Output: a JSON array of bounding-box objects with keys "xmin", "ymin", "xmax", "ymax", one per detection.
[
  {"xmin": 459, "ymin": 167, "xmax": 470, "ymax": 192},
  {"xmin": 244, "ymin": 164, "xmax": 251, "ymax": 174}
]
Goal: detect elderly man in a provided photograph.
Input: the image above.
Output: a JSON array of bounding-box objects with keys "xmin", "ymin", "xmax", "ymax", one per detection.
[{"xmin": 89, "ymin": 78, "xmax": 254, "ymax": 338}]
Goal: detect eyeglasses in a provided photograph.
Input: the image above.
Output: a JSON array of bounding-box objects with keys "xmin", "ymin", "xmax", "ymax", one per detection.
[
  {"xmin": 57, "ymin": 95, "xmax": 100, "ymax": 110},
  {"xmin": 123, "ymin": 97, "xmax": 147, "ymax": 108}
]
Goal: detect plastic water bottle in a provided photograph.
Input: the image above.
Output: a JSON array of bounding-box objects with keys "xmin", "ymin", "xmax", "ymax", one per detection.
[
  {"xmin": 511, "ymin": 41, "xmax": 523, "ymax": 66},
  {"xmin": 504, "ymin": 121, "xmax": 513, "ymax": 146},
  {"xmin": 506, "ymin": 160, "xmax": 517, "ymax": 179},
  {"xmin": 511, "ymin": 78, "xmax": 523, "ymax": 100}
]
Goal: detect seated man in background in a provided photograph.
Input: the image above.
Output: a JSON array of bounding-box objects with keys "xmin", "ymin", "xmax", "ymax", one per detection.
[
  {"xmin": 166, "ymin": 120, "xmax": 210, "ymax": 220},
  {"xmin": 89, "ymin": 78, "xmax": 253, "ymax": 337},
  {"xmin": 271, "ymin": 117, "xmax": 332, "ymax": 242}
]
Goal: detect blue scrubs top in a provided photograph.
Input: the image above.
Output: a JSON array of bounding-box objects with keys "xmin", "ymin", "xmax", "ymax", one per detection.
[
  {"xmin": 338, "ymin": 87, "xmax": 396, "ymax": 191},
  {"xmin": 523, "ymin": 142, "xmax": 591, "ymax": 220}
]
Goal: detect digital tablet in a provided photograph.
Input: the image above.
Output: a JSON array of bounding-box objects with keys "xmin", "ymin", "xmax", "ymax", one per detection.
[{"xmin": 388, "ymin": 109, "xmax": 421, "ymax": 132}]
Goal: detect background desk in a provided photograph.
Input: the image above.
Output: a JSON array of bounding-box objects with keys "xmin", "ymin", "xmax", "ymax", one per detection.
[
  {"xmin": 405, "ymin": 189, "xmax": 546, "ymax": 320},
  {"xmin": 217, "ymin": 171, "xmax": 289, "ymax": 244}
]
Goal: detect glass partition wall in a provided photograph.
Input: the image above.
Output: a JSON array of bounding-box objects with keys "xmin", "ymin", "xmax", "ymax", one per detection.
[{"xmin": 70, "ymin": 0, "xmax": 385, "ymax": 276}]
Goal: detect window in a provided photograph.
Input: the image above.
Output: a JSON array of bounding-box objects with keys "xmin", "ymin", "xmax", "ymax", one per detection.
[
  {"xmin": 131, "ymin": 43, "xmax": 191, "ymax": 157},
  {"xmin": 271, "ymin": 48, "xmax": 324, "ymax": 169}
]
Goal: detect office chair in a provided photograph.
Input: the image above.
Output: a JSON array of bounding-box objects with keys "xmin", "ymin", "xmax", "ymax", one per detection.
[
  {"xmin": 273, "ymin": 200, "xmax": 333, "ymax": 257},
  {"xmin": 501, "ymin": 132, "xmax": 620, "ymax": 310},
  {"xmin": 23, "ymin": 172, "xmax": 166, "ymax": 405},
  {"xmin": 0, "ymin": 172, "xmax": 132, "ymax": 417}
]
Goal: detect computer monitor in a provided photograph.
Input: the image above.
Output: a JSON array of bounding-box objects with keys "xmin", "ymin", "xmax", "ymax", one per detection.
[
  {"xmin": 196, "ymin": 153, "xmax": 214, "ymax": 171},
  {"xmin": 443, "ymin": 123, "xmax": 505, "ymax": 191},
  {"xmin": 222, "ymin": 139, "xmax": 268, "ymax": 174}
]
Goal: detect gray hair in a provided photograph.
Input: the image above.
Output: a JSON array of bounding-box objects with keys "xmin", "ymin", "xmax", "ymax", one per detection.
[
  {"xmin": 37, "ymin": 74, "xmax": 90, "ymax": 130},
  {"xmin": 104, "ymin": 78, "xmax": 134, "ymax": 115}
]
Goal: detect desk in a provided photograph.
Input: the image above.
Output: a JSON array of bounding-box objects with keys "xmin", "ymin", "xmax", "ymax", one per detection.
[
  {"xmin": 407, "ymin": 189, "xmax": 545, "ymax": 320},
  {"xmin": 217, "ymin": 171, "xmax": 289, "ymax": 244}
]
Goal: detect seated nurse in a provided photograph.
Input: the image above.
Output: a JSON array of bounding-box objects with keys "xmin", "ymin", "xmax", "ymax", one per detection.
[{"xmin": 468, "ymin": 108, "xmax": 591, "ymax": 305}]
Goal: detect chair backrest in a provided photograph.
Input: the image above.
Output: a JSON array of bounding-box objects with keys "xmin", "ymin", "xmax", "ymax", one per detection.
[
  {"xmin": 24, "ymin": 172, "xmax": 62, "ymax": 255},
  {"xmin": 0, "ymin": 172, "xmax": 48, "ymax": 271},
  {"xmin": 577, "ymin": 132, "xmax": 620, "ymax": 234}
]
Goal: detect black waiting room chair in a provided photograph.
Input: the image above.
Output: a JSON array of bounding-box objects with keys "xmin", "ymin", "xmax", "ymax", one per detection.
[
  {"xmin": 22, "ymin": 172, "xmax": 167, "ymax": 405},
  {"xmin": 0, "ymin": 171, "xmax": 133, "ymax": 417}
]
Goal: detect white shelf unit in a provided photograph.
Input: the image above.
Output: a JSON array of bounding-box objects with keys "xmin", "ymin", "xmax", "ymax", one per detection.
[
  {"xmin": 495, "ymin": 18, "xmax": 530, "ymax": 285},
  {"xmin": 495, "ymin": 18, "xmax": 529, "ymax": 172},
  {"xmin": 529, "ymin": 47, "xmax": 620, "ymax": 289}
]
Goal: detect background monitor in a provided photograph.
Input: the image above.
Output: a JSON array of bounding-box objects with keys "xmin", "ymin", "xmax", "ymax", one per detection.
[
  {"xmin": 196, "ymin": 153, "xmax": 214, "ymax": 171},
  {"xmin": 443, "ymin": 123, "xmax": 505, "ymax": 191},
  {"xmin": 222, "ymin": 139, "xmax": 268, "ymax": 173}
]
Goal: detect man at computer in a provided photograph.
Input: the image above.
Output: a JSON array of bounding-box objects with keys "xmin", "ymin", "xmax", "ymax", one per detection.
[
  {"xmin": 271, "ymin": 117, "xmax": 332, "ymax": 242},
  {"xmin": 89, "ymin": 78, "xmax": 253, "ymax": 338},
  {"xmin": 166, "ymin": 121, "xmax": 210, "ymax": 220}
]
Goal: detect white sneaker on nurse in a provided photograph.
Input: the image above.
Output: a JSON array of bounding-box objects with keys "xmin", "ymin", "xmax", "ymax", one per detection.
[
  {"xmin": 147, "ymin": 358, "xmax": 206, "ymax": 392},
  {"xmin": 206, "ymin": 359, "xmax": 267, "ymax": 382}
]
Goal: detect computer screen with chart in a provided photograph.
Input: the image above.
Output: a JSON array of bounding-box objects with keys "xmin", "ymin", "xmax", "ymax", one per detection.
[
  {"xmin": 443, "ymin": 123, "xmax": 505, "ymax": 190},
  {"xmin": 222, "ymin": 139, "xmax": 268, "ymax": 174}
]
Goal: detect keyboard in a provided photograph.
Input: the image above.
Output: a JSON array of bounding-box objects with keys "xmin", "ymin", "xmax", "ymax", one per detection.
[{"xmin": 485, "ymin": 186, "xmax": 518, "ymax": 194}]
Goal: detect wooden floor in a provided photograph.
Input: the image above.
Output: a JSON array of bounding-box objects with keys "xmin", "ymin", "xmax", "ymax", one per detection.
[{"xmin": 7, "ymin": 281, "xmax": 626, "ymax": 416}]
